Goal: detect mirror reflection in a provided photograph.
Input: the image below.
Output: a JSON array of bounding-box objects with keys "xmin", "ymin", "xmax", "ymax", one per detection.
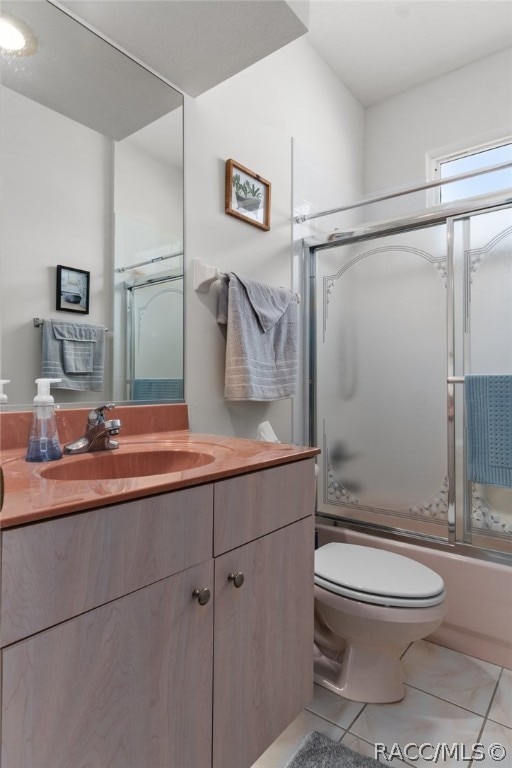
[{"xmin": 0, "ymin": 0, "xmax": 184, "ymax": 407}]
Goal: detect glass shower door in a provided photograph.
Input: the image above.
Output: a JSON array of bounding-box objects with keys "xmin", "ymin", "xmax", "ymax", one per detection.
[
  {"xmin": 454, "ymin": 206, "xmax": 512, "ymax": 553},
  {"xmin": 313, "ymin": 204, "xmax": 512, "ymax": 556},
  {"xmin": 128, "ymin": 276, "xmax": 184, "ymax": 401},
  {"xmin": 314, "ymin": 224, "xmax": 449, "ymax": 539}
]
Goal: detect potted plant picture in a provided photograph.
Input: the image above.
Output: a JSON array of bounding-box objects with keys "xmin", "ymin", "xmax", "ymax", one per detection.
[
  {"xmin": 233, "ymin": 173, "xmax": 263, "ymax": 213},
  {"xmin": 225, "ymin": 159, "xmax": 271, "ymax": 231}
]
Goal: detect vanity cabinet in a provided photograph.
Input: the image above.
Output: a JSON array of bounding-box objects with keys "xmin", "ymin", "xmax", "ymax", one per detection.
[
  {"xmin": 213, "ymin": 519, "xmax": 312, "ymax": 768},
  {"xmin": 213, "ymin": 461, "xmax": 315, "ymax": 768},
  {"xmin": 1, "ymin": 485, "xmax": 214, "ymax": 768},
  {"xmin": 0, "ymin": 459, "xmax": 315, "ymax": 768}
]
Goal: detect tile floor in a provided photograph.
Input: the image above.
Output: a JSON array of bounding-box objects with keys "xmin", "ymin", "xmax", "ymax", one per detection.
[{"xmin": 252, "ymin": 640, "xmax": 512, "ymax": 767}]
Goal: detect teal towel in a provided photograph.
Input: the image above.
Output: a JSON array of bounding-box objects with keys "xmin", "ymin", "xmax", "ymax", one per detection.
[{"xmin": 465, "ymin": 375, "xmax": 512, "ymax": 487}]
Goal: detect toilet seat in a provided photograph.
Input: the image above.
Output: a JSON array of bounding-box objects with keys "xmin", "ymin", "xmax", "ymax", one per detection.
[{"xmin": 314, "ymin": 543, "xmax": 445, "ymax": 608}]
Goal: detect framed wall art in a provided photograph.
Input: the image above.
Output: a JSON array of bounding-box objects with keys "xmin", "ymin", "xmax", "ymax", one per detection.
[
  {"xmin": 225, "ymin": 159, "xmax": 271, "ymax": 231},
  {"xmin": 56, "ymin": 265, "xmax": 90, "ymax": 314}
]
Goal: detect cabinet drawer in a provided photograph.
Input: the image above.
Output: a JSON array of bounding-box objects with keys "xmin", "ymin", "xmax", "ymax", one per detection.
[
  {"xmin": 1, "ymin": 485, "xmax": 213, "ymax": 646},
  {"xmin": 214, "ymin": 459, "xmax": 315, "ymax": 555}
]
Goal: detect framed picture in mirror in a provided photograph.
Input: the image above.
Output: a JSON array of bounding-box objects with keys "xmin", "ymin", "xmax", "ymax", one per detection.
[
  {"xmin": 225, "ymin": 159, "xmax": 271, "ymax": 231},
  {"xmin": 56, "ymin": 265, "xmax": 90, "ymax": 314}
]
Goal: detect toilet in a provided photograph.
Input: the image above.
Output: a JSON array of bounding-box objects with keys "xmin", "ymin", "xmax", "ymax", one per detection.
[{"xmin": 314, "ymin": 542, "xmax": 446, "ymax": 703}]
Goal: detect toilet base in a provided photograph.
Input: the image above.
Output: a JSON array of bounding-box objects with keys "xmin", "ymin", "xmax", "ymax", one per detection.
[
  {"xmin": 313, "ymin": 641, "xmax": 406, "ymax": 703},
  {"xmin": 313, "ymin": 578, "xmax": 446, "ymax": 704}
]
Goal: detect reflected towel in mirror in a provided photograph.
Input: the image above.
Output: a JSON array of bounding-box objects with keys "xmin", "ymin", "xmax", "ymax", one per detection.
[{"xmin": 41, "ymin": 320, "xmax": 105, "ymax": 390}]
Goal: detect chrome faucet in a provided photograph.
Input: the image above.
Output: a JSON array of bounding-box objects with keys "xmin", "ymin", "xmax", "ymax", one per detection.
[{"xmin": 64, "ymin": 404, "xmax": 122, "ymax": 454}]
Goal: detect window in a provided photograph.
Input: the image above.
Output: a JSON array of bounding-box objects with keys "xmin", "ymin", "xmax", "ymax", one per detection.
[{"xmin": 435, "ymin": 141, "xmax": 512, "ymax": 204}]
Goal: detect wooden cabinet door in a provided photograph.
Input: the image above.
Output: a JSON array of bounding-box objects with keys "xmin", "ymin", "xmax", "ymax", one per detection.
[
  {"xmin": 213, "ymin": 517, "xmax": 314, "ymax": 768},
  {"xmin": 2, "ymin": 560, "xmax": 214, "ymax": 768},
  {"xmin": 1, "ymin": 485, "xmax": 213, "ymax": 646},
  {"xmin": 214, "ymin": 459, "xmax": 316, "ymax": 555}
]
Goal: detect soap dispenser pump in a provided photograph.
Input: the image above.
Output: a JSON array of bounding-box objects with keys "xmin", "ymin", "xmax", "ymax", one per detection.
[{"xmin": 26, "ymin": 378, "xmax": 63, "ymax": 462}]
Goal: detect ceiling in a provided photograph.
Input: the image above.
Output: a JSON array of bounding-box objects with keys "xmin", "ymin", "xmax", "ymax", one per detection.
[
  {"xmin": 2, "ymin": 1, "xmax": 183, "ymax": 140},
  {"xmin": 306, "ymin": 1, "xmax": 512, "ymax": 106},
  {"xmin": 57, "ymin": 0, "xmax": 512, "ymax": 107},
  {"xmin": 59, "ymin": 0, "xmax": 308, "ymax": 96}
]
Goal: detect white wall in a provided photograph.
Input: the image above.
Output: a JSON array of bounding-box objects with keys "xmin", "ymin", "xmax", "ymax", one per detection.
[
  {"xmin": 0, "ymin": 88, "xmax": 112, "ymax": 405},
  {"xmin": 114, "ymin": 140, "xmax": 183, "ymax": 236},
  {"xmin": 365, "ymin": 48, "xmax": 512, "ymax": 199},
  {"xmin": 184, "ymin": 36, "xmax": 364, "ymax": 441}
]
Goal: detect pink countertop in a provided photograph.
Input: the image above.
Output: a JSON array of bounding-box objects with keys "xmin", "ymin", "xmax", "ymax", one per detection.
[{"xmin": 0, "ymin": 404, "xmax": 319, "ymax": 528}]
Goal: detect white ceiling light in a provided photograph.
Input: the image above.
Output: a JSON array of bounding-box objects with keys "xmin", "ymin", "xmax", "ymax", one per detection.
[{"xmin": 0, "ymin": 14, "xmax": 37, "ymax": 55}]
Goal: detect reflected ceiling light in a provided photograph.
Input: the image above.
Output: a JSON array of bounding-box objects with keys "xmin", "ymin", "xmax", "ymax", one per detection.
[{"xmin": 0, "ymin": 13, "xmax": 37, "ymax": 56}]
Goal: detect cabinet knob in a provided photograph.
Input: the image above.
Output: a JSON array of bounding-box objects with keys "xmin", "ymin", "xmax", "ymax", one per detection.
[
  {"xmin": 228, "ymin": 571, "xmax": 245, "ymax": 588},
  {"xmin": 192, "ymin": 587, "xmax": 211, "ymax": 606}
]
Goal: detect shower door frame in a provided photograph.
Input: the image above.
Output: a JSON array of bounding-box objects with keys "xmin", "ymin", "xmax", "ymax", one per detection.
[
  {"xmin": 299, "ymin": 191, "xmax": 512, "ymax": 564},
  {"xmin": 126, "ymin": 270, "xmax": 184, "ymax": 401}
]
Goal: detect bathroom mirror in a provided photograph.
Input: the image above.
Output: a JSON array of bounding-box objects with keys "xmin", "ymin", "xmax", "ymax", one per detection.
[{"xmin": 0, "ymin": 0, "xmax": 184, "ymax": 407}]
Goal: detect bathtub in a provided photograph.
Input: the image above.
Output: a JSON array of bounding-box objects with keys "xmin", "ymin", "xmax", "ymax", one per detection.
[{"xmin": 316, "ymin": 524, "xmax": 512, "ymax": 670}]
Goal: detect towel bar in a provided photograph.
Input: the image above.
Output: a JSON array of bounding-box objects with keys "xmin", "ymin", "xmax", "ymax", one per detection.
[
  {"xmin": 193, "ymin": 259, "xmax": 226, "ymax": 293},
  {"xmin": 33, "ymin": 318, "xmax": 110, "ymax": 331},
  {"xmin": 193, "ymin": 259, "xmax": 301, "ymax": 302}
]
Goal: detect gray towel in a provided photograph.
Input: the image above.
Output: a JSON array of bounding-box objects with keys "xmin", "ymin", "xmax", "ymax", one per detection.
[
  {"xmin": 217, "ymin": 273, "xmax": 298, "ymax": 401},
  {"xmin": 42, "ymin": 320, "xmax": 105, "ymax": 390},
  {"xmin": 466, "ymin": 375, "xmax": 512, "ymax": 487},
  {"xmin": 52, "ymin": 322, "xmax": 97, "ymax": 374}
]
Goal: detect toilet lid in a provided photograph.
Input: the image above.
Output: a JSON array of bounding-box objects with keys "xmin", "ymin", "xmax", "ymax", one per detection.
[{"xmin": 314, "ymin": 543, "xmax": 445, "ymax": 608}]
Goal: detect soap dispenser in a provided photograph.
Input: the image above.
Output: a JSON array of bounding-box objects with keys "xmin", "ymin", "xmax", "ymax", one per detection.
[{"xmin": 26, "ymin": 378, "xmax": 63, "ymax": 462}]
